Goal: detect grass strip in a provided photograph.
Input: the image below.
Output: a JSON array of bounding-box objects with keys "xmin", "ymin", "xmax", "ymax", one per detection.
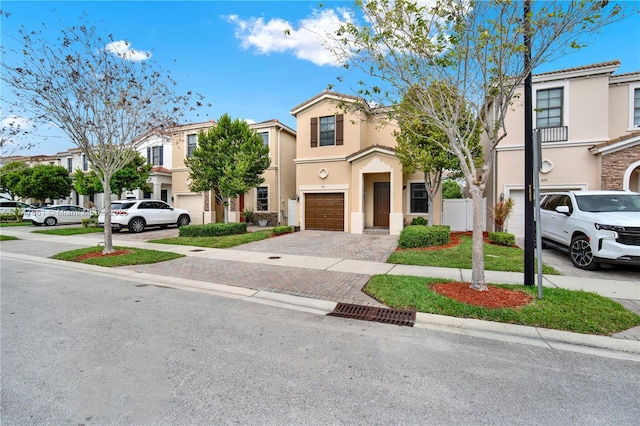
[
  {"xmin": 364, "ymin": 275, "xmax": 640, "ymax": 335},
  {"xmin": 51, "ymin": 245, "xmax": 184, "ymax": 267},
  {"xmin": 151, "ymin": 230, "xmax": 273, "ymax": 248},
  {"xmin": 0, "ymin": 235, "xmax": 19, "ymax": 241},
  {"xmin": 388, "ymin": 235, "xmax": 558, "ymax": 274},
  {"xmin": 33, "ymin": 227, "xmax": 104, "ymax": 235}
]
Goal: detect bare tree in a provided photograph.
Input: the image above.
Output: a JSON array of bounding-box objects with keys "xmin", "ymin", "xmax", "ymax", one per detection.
[
  {"xmin": 1, "ymin": 17, "xmax": 203, "ymax": 253},
  {"xmin": 327, "ymin": 0, "xmax": 627, "ymax": 290}
]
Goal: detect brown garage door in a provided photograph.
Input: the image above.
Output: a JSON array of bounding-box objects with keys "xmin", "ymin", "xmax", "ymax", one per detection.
[{"xmin": 305, "ymin": 193, "xmax": 344, "ymax": 231}]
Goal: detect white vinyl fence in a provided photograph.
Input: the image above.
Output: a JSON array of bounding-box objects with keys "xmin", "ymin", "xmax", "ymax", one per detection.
[{"xmin": 442, "ymin": 198, "xmax": 486, "ymax": 232}]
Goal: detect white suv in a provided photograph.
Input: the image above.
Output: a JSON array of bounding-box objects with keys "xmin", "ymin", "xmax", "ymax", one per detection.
[
  {"xmin": 539, "ymin": 190, "xmax": 640, "ymax": 270},
  {"xmin": 99, "ymin": 199, "xmax": 190, "ymax": 233}
]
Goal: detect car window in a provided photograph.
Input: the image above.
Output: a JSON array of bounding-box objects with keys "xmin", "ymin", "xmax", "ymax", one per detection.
[
  {"xmin": 139, "ymin": 201, "xmax": 155, "ymax": 209},
  {"xmin": 0, "ymin": 202, "xmax": 17, "ymax": 208},
  {"xmin": 111, "ymin": 202, "xmax": 135, "ymax": 210},
  {"xmin": 156, "ymin": 201, "xmax": 171, "ymax": 209},
  {"xmin": 576, "ymin": 194, "xmax": 640, "ymax": 212}
]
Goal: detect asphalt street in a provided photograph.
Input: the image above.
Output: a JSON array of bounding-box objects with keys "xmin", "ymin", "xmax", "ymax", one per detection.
[{"xmin": 2, "ymin": 256, "xmax": 639, "ymax": 425}]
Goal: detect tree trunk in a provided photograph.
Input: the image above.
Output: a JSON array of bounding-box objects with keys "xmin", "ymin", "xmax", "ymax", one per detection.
[
  {"xmin": 101, "ymin": 176, "xmax": 115, "ymax": 254},
  {"xmin": 427, "ymin": 194, "xmax": 435, "ymax": 226},
  {"xmin": 469, "ymin": 185, "xmax": 487, "ymax": 291}
]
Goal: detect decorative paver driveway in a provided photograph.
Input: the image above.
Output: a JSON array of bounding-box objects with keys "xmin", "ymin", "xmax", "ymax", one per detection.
[{"xmin": 235, "ymin": 230, "xmax": 399, "ymax": 263}]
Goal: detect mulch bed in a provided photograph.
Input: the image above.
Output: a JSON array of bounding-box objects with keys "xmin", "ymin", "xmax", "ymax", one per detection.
[
  {"xmin": 430, "ymin": 282, "xmax": 533, "ymax": 309},
  {"xmin": 75, "ymin": 249, "xmax": 133, "ymax": 262}
]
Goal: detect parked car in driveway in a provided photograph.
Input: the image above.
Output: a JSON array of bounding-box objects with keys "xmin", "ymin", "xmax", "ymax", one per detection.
[
  {"xmin": 23, "ymin": 204, "xmax": 95, "ymax": 226},
  {"xmin": 98, "ymin": 199, "xmax": 190, "ymax": 233},
  {"xmin": 0, "ymin": 200, "xmax": 33, "ymax": 214},
  {"xmin": 539, "ymin": 190, "xmax": 640, "ymax": 270}
]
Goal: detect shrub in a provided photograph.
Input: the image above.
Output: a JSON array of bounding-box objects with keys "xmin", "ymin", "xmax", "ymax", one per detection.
[
  {"xmin": 489, "ymin": 231, "xmax": 516, "ymax": 247},
  {"xmin": 491, "ymin": 198, "xmax": 515, "ymax": 232},
  {"xmin": 442, "ymin": 179, "xmax": 463, "ymax": 199},
  {"xmin": 398, "ymin": 225, "xmax": 450, "ymax": 249},
  {"xmin": 0, "ymin": 212, "xmax": 22, "ymax": 222},
  {"xmin": 410, "ymin": 216, "xmax": 428, "ymax": 226},
  {"xmin": 179, "ymin": 222, "xmax": 247, "ymax": 237},
  {"xmin": 81, "ymin": 212, "xmax": 100, "ymax": 228},
  {"xmin": 272, "ymin": 225, "xmax": 294, "ymax": 236}
]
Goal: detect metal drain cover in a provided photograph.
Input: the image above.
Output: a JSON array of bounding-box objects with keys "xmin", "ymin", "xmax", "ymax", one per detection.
[
  {"xmin": 328, "ymin": 303, "xmax": 415, "ymax": 327},
  {"xmin": 189, "ymin": 249, "xmax": 205, "ymax": 252}
]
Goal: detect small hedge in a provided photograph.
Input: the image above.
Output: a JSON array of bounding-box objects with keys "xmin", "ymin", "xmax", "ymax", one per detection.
[
  {"xmin": 0, "ymin": 212, "xmax": 23, "ymax": 223},
  {"xmin": 489, "ymin": 231, "xmax": 516, "ymax": 247},
  {"xmin": 272, "ymin": 226, "xmax": 294, "ymax": 236},
  {"xmin": 398, "ymin": 225, "xmax": 450, "ymax": 249},
  {"xmin": 179, "ymin": 222, "xmax": 247, "ymax": 237},
  {"xmin": 410, "ymin": 216, "xmax": 428, "ymax": 226}
]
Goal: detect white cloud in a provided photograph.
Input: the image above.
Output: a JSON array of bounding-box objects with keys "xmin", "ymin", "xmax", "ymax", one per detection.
[
  {"xmin": 225, "ymin": 8, "xmax": 354, "ymax": 67},
  {"xmin": 105, "ymin": 40, "xmax": 151, "ymax": 61}
]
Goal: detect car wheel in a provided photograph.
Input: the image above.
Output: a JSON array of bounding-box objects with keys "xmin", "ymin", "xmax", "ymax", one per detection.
[
  {"xmin": 177, "ymin": 214, "xmax": 190, "ymax": 227},
  {"xmin": 128, "ymin": 217, "xmax": 146, "ymax": 233},
  {"xmin": 44, "ymin": 217, "xmax": 57, "ymax": 226},
  {"xmin": 569, "ymin": 235, "xmax": 599, "ymax": 270}
]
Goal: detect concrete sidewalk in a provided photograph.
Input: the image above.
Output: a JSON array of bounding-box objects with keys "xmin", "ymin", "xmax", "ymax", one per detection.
[{"xmin": 1, "ymin": 228, "xmax": 639, "ymax": 360}]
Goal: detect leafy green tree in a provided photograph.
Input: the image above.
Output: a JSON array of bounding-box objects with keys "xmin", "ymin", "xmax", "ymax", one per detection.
[
  {"xmin": 328, "ymin": 0, "xmax": 625, "ymax": 290},
  {"xmin": 395, "ymin": 83, "xmax": 481, "ymax": 224},
  {"xmin": 17, "ymin": 164, "xmax": 72, "ymax": 204},
  {"xmin": 74, "ymin": 152, "xmax": 152, "ymax": 198},
  {"xmin": 442, "ymin": 179, "xmax": 463, "ymax": 199},
  {"xmin": 185, "ymin": 114, "xmax": 271, "ymax": 222},
  {"xmin": 0, "ymin": 161, "xmax": 29, "ymax": 199},
  {"xmin": 1, "ymin": 16, "xmax": 201, "ymax": 253}
]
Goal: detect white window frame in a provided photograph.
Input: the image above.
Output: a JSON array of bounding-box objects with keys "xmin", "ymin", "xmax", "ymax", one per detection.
[
  {"xmin": 533, "ymin": 80, "xmax": 570, "ymax": 129},
  {"xmin": 151, "ymin": 146, "xmax": 162, "ymax": 166},
  {"xmin": 67, "ymin": 157, "xmax": 73, "ymax": 173},
  {"xmin": 82, "ymin": 154, "xmax": 88, "ymax": 171},
  {"xmin": 256, "ymin": 186, "xmax": 269, "ymax": 212},
  {"xmin": 629, "ymin": 83, "xmax": 640, "ymax": 131},
  {"xmin": 319, "ymin": 116, "xmax": 336, "ymax": 146},
  {"xmin": 187, "ymin": 134, "xmax": 197, "ymax": 158},
  {"xmin": 407, "ymin": 180, "xmax": 428, "ymax": 214},
  {"xmin": 258, "ymin": 132, "xmax": 269, "ymax": 147}
]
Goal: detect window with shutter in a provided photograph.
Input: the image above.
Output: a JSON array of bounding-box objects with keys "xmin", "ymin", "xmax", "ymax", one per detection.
[
  {"xmin": 310, "ymin": 117, "xmax": 318, "ymax": 147},
  {"xmin": 336, "ymin": 114, "xmax": 344, "ymax": 145}
]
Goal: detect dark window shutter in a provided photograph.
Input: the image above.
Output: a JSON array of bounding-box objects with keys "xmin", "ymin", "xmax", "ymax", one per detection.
[
  {"xmin": 310, "ymin": 117, "xmax": 318, "ymax": 147},
  {"xmin": 147, "ymin": 147, "xmax": 151, "ymax": 164},
  {"xmin": 336, "ymin": 114, "xmax": 344, "ymax": 145},
  {"xmin": 159, "ymin": 146, "xmax": 164, "ymax": 165}
]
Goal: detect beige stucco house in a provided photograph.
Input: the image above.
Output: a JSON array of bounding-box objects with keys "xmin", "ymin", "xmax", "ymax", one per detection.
[
  {"xmin": 290, "ymin": 91, "xmax": 440, "ymax": 235},
  {"xmin": 170, "ymin": 119, "xmax": 297, "ymax": 225},
  {"xmin": 486, "ymin": 60, "xmax": 640, "ymax": 236}
]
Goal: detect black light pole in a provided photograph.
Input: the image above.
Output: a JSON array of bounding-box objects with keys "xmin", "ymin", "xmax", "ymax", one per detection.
[{"xmin": 523, "ymin": 0, "xmax": 535, "ymax": 286}]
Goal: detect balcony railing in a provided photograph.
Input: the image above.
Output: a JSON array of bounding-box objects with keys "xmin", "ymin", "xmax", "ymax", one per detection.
[{"xmin": 537, "ymin": 126, "xmax": 568, "ymax": 143}]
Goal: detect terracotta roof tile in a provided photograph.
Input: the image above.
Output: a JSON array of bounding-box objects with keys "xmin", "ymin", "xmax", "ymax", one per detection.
[{"xmin": 534, "ymin": 60, "xmax": 620, "ymax": 78}]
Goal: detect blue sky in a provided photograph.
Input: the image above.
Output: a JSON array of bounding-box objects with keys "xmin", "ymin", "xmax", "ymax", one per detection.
[{"xmin": 1, "ymin": 0, "xmax": 639, "ymax": 156}]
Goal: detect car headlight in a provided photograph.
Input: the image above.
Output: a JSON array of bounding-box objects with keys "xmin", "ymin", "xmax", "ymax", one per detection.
[{"xmin": 594, "ymin": 223, "xmax": 625, "ymax": 232}]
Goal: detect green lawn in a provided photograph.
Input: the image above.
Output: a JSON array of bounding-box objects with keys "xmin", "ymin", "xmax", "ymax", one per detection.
[
  {"xmin": 33, "ymin": 227, "xmax": 104, "ymax": 235},
  {"xmin": 0, "ymin": 234, "xmax": 19, "ymax": 241},
  {"xmin": 51, "ymin": 246, "xmax": 184, "ymax": 267},
  {"xmin": 0, "ymin": 221, "xmax": 31, "ymax": 227},
  {"xmin": 365, "ymin": 275, "xmax": 640, "ymax": 335},
  {"xmin": 151, "ymin": 230, "xmax": 273, "ymax": 248},
  {"xmin": 388, "ymin": 235, "xmax": 558, "ymax": 274}
]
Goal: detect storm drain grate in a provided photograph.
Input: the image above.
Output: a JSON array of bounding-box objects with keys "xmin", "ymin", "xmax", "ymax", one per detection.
[
  {"xmin": 189, "ymin": 249, "xmax": 205, "ymax": 252},
  {"xmin": 328, "ymin": 303, "xmax": 415, "ymax": 327}
]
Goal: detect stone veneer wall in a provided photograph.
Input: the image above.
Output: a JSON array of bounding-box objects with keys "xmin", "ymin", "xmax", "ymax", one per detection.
[{"xmin": 600, "ymin": 145, "xmax": 640, "ymax": 190}]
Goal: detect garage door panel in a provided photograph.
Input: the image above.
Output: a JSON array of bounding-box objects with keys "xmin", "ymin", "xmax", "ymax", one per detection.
[{"xmin": 305, "ymin": 193, "xmax": 344, "ymax": 231}]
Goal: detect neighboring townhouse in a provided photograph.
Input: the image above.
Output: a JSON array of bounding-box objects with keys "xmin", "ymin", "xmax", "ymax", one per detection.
[
  {"xmin": 290, "ymin": 91, "xmax": 440, "ymax": 235},
  {"xmin": 485, "ymin": 60, "xmax": 640, "ymax": 236},
  {"xmin": 126, "ymin": 130, "xmax": 173, "ymax": 202},
  {"xmin": 1, "ymin": 131, "xmax": 174, "ymax": 208},
  {"xmin": 170, "ymin": 119, "xmax": 297, "ymax": 225}
]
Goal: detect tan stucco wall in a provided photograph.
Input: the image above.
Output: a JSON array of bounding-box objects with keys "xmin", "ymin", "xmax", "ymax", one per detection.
[
  {"xmin": 608, "ymin": 83, "xmax": 632, "ymax": 137},
  {"xmin": 568, "ymin": 76, "xmax": 609, "ymax": 142}
]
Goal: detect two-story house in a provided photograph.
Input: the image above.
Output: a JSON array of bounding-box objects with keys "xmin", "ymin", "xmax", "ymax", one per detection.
[
  {"xmin": 486, "ymin": 60, "xmax": 640, "ymax": 236},
  {"xmin": 2, "ymin": 131, "xmax": 175, "ymax": 209},
  {"xmin": 170, "ymin": 119, "xmax": 297, "ymax": 225},
  {"xmin": 291, "ymin": 91, "xmax": 440, "ymax": 235}
]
